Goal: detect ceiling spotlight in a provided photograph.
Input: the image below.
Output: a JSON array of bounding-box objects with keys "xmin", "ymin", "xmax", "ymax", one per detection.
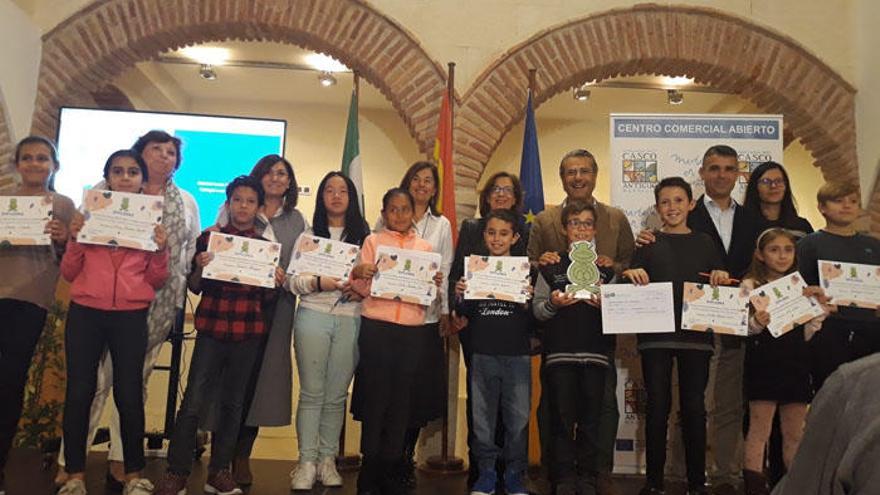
[
  {"xmin": 318, "ymin": 71, "xmax": 337, "ymax": 87},
  {"xmin": 199, "ymin": 64, "xmax": 217, "ymax": 81},
  {"xmin": 573, "ymin": 85, "xmax": 591, "ymax": 102},
  {"xmin": 667, "ymin": 89, "xmax": 684, "ymax": 105}
]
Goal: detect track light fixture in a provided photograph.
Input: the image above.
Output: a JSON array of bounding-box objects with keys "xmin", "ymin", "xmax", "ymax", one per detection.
[
  {"xmin": 199, "ymin": 64, "xmax": 217, "ymax": 80},
  {"xmin": 667, "ymin": 89, "xmax": 684, "ymax": 105},
  {"xmin": 318, "ymin": 71, "xmax": 337, "ymax": 87},
  {"xmin": 573, "ymin": 85, "xmax": 591, "ymax": 102}
]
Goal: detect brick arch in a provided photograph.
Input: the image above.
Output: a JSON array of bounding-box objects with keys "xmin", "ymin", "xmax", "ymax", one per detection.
[
  {"xmin": 30, "ymin": 0, "xmax": 447, "ymax": 152},
  {"xmin": 454, "ymin": 4, "xmax": 860, "ymax": 220}
]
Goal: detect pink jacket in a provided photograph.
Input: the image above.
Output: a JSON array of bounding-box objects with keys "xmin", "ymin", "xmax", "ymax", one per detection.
[
  {"xmin": 354, "ymin": 228, "xmax": 435, "ymax": 326},
  {"xmin": 61, "ymin": 240, "xmax": 170, "ymax": 311}
]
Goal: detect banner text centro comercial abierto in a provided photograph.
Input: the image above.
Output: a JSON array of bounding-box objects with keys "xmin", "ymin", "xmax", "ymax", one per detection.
[{"xmin": 609, "ymin": 114, "xmax": 784, "ymax": 235}]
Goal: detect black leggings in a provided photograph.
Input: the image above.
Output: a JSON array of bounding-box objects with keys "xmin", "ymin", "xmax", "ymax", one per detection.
[
  {"xmin": 62, "ymin": 302, "xmax": 148, "ymax": 474},
  {"xmin": 0, "ymin": 299, "xmax": 47, "ymax": 470},
  {"xmin": 641, "ymin": 349, "xmax": 711, "ymax": 490}
]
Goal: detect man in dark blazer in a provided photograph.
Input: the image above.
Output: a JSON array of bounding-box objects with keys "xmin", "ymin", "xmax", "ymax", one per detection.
[{"xmin": 640, "ymin": 145, "xmax": 760, "ymax": 495}]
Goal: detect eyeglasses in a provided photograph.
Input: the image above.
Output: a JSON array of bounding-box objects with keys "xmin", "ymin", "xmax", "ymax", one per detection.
[
  {"xmin": 490, "ymin": 186, "xmax": 514, "ymax": 196},
  {"xmin": 758, "ymin": 178, "xmax": 785, "ymax": 187},
  {"xmin": 563, "ymin": 167, "xmax": 596, "ymax": 178},
  {"xmin": 566, "ymin": 219, "xmax": 595, "ymax": 229},
  {"xmin": 267, "ymin": 170, "xmax": 289, "ymax": 179}
]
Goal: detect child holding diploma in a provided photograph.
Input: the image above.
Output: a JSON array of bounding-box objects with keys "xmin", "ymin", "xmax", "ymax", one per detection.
[
  {"xmin": 452, "ymin": 209, "xmax": 534, "ymax": 495},
  {"xmin": 154, "ymin": 176, "xmax": 284, "ymax": 495},
  {"xmin": 741, "ymin": 228, "xmax": 829, "ymax": 494},
  {"xmin": 59, "ymin": 149, "xmax": 168, "ymax": 495},
  {"xmin": 533, "ymin": 200, "xmax": 616, "ymax": 495},
  {"xmin": 797, "ymin": 181, "xmax": 880, "ymax": 389},
  {"xmin": 622, "ymin": 177, "xmax": 730, "ymax": 495},
  {"xmin": 287, "ymin": 171, "xmax": 369, "ymax": 491},
  {"xmin": 0, "ymin": 136, "xmax": 74, "ymax": 493},
  {"xmin": 348, "ymin": 188, "xmax": 443, "ymax": 495}
]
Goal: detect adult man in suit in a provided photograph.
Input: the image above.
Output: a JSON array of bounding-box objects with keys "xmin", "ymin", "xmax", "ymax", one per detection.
[
  {"xmin": 638, "ymin": 144, "xmax": 761, "ymax": 494},
  {"xmin": 528, "ymin": 149, "xmax": 635, "ymax": 495}
]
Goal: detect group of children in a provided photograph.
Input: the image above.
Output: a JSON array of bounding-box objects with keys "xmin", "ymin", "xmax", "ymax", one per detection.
[
  {"xmin": 454, "ymin": 176, "xmax": 877, "ymax": 495},
  {"xmin": 2, "ymin": 133, "xmax": 878, "ymax": 495}
]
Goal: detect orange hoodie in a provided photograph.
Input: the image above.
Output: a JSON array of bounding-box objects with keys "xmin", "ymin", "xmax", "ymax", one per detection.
[{"xmin": 355, "ymin": 228, "xmax": 434, "ymax": 326}]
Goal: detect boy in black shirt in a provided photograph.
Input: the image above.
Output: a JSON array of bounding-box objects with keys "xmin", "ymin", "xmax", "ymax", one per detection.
[
  {"xmin": 623, "ymin": 177, "xmax": 730, "ymax": 495},
  {"xmin": 453, "ymin": 209, "xmax": 534, "ymax": 495},
  {"xmin": 797, "ymin": 181, "xmax": 880, "ymax": 389},
  {"xmin": 533, "ymin": 200, "xmax": 615, "ymax": 495}
]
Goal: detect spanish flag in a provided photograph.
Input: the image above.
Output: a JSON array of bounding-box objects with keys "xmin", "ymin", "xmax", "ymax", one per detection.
[{"xmin": 433, "ymin": 90, "xmax": 457, "ymax": 243}]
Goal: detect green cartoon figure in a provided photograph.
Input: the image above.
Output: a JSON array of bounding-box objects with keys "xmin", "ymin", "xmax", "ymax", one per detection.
[
  {"xmin": 241, "ymin": 241, "xmax": 250, "ymax": 254},
  {"xmin": 120, "ymin": 197, "xmax": 130, "ymax": 211},
  {"xmin": 403, "ymin": 259, "xmax": 413, "ymax": 272},
  {"xmin": 493, "ymin": 260, "xmax": 504, "ymax": 274},
  {"xmin": 8, "ymin": 198, "xmax": 17, "ymax": 212},
  {"xmin": 565, "ymin": 241, "xmax": 600, "ymax": 296},
  {"xmin": 850, "ymin": 266, "xmax": 858, "ymax": 278},
  {"xmin": 773, "ymin": 287, "xmax": 783, "ymax": 299},
  {"xmin": 712, "ymin": 286, "xmax": 720, "ymax": 301},
  {"xmin": 324, "ymin": 242, "xmax": 333, "ymax": 254}
]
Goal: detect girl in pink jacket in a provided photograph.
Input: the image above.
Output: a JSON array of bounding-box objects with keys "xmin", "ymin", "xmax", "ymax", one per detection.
[
  {"xmin": 57, "ymin": 149, "xmax": 168, "ymax": 495},
  {"xmin": 348, "ymin": 188, "xmax": 443, "ymax": 495}
]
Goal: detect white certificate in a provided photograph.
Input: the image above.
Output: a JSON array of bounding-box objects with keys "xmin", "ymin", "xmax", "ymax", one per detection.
[
  {"xmin": 370, "ymin": 245, "xmax": 441, "ymax": 306},
  {"xmin": 681, "ymin": 282, "xmax": 750, "ymax": 336},
  {"xmin": 749, "ymin": 272, "xmax": 825, "ymax": 337},
  {"xmin": 287, "ymin": 233, "xmax": 360, "ymax": 279},
  {"xmin": 0, "ymin": 195, "xmax": 52, "ymax": 246},
  {"xmin": 464, "ymin": 255, "xmax": 531, "ymax": 303},
  {"xmin": 78, "ymin": 190, "xmax": 164, "ymax": 251},
  {"xmin": 601, "ymin": 282, "xmax": 675, "ymax": 334},
  {"xmin": 819, "ymin": 260, "xmax": 880, "ymax": 310},
  {"xmin": 203, "ymin": 232, "xmax": 281, "ymax": 289}
]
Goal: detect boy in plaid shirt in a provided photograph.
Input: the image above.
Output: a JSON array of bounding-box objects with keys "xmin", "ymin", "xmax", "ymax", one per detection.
[{"xmin": 155, "ymin": 176, "xmax": 285, "ymax": 495}]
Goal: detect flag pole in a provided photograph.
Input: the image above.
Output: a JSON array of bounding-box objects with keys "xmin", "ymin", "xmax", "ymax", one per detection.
[
  {"xmin": 338, "ymin": 70, "xmax": 363, "ymax": 472},
  {"xmin": 528, "ymin": 68, "xmax": 536, "ymax": 96},
  {"xmin": 425, "ymin": 61, "xmax": 465, "ymax": 474},
  {"xmin": 354, "ymin": 71, "xmax": 360, "ymax": 99}
]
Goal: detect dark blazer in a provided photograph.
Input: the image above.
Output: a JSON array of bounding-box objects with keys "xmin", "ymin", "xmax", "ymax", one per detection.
[{"xmin": 688, "ymin": 194, "xmax": 761, "ymax": 281}]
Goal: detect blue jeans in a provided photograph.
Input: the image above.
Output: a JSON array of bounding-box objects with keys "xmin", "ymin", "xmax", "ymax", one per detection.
[
  {"xmin": 470, "ymin": 353, "xmax": 531, "ymax": 477},
  {"xmin": 293, "ymin": 306, "xmax": 360, "ymax": 462},
  {"xmin": 167, "ymin": 333, "xmax": 262, "ymax": 475}
]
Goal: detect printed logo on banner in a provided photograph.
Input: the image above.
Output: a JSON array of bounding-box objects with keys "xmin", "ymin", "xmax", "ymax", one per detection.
[
  {"xmin": 737, "ymin": 150, "xmax": 774, "ymax": 183},
  {"xmin": 621, "ymin": 151, "xmax": 659, "ymax": 189},
  {"xmin": 624, "ymin": 377, "xmax": 647, "ymax": 418}
]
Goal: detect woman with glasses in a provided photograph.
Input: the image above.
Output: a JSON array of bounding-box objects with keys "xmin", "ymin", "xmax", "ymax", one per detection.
[
  {"xmin": 743, "ymin": 161, "xmax": 813, "ymax": 236},
  {"xmin": 448, "ymin": 171, "xmax": 529, "ymax": 490}
]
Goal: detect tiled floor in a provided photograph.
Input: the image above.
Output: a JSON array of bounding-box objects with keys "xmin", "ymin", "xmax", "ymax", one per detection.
[{"xmin": 4, "ymin": 448, "xmax": 652, "ymax": 495}]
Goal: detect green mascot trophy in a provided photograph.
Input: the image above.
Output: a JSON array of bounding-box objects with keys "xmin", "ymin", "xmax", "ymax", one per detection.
[{"xmin": 565, "ymin": 241, "xmax": 600, "ymax": 298}]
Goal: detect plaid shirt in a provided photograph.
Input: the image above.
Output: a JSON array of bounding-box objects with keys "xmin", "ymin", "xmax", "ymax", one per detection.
[{"xmin": 192, "ymin": 225, "xmax": 273, "ymax": 341}]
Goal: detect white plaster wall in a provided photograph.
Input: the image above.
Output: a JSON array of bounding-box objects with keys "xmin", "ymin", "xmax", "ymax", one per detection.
[
  {"xmin": 855, "ymin": 0, "xmax": 880, "ymax": 204},
  {"xmin": 0, "ymin": 0, "xmax": 42, "ymax": 141}
]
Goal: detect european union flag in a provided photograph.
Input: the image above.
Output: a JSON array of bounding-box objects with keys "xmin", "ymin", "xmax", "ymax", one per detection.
[{"xmin": 519, "ymin": 91, "xmax": 544, "ymax": 225}]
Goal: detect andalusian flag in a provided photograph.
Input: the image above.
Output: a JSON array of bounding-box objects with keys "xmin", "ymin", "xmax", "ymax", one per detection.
[
  {"xmin": 519, "ymin": 91, "xmax": 544, "ymax": 225},
  {"xmin": 434, "ymin": 90, "xmax": 457, "ymax": 242},
  {"xmin": 341, "ymin": 88, "xmax": 364, "ymax": 213}
]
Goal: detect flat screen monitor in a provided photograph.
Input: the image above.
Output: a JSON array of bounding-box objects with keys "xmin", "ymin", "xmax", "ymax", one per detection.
[{"xmin": 55, "ymin": 107, "xmax": 287, "ymax": 229}]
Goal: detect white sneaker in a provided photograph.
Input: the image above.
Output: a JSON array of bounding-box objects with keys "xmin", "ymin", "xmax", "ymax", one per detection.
[
  {"xmin": 123, "ymin": 478, "xmax": 155, "ymax": 495},
  {"xmin": 317, "ymin": 457, "xmax": 343, "ymax": 487},
  {"xmin": 289, "ymin": 461, "xmax": 317, "ymax": 491},
  {"xmin": 58, "ymin": 479, "xmax": 88, "ymax": 495}
]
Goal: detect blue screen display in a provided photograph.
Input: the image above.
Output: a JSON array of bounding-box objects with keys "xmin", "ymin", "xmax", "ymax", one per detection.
[{"xmin": 174, "ymin": 130, "xmax": 284, "ymax": 229}]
